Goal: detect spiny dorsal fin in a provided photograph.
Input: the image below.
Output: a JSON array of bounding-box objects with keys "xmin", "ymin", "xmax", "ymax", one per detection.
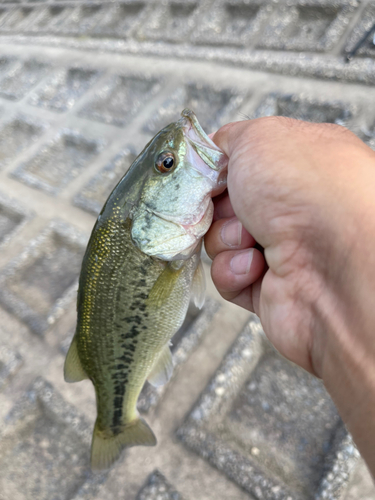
[
  {"xmin": 191, "ymin": 260, "xmax": 206, "ymax": 309},
  {"xmin": 64, "ymin": 336, "xmax": 89, "ymax": 383},
  {"xmin": 147, "ymin": 343, "xmax": 174, "ymax": 388}
]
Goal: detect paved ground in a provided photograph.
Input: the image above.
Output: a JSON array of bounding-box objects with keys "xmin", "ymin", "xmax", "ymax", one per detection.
[{"xmin": 0, "ymin": 1, "xmax": 374, "ymax": 499}]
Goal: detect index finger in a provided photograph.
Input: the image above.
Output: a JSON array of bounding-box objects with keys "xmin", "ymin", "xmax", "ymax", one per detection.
[{"xmin": 212, "ymin": 121, "xmax": 250, "ymax": 157}]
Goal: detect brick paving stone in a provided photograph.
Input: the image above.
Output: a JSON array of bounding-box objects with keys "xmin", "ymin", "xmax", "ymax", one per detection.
[
  {"xmin": 0, "ymin": 221, "xmax": 87, "ymax": 335},
  {"xmin": 0, "ymin": 377, "xmax": 106, "ymax": 500},
  {"xmin": 0, "ymin": 342, "xmax": 22, "ymax": 391},
  {"xmin": 0, "ymin": 191, "xmax": 31, "ymax": 247},
  {"xmin": 191, "ymin": 0, "xmax": 272, "ymax": 47},
  {"xmin": 28, "ymin": 66, "xmax": 100, "ymax": 112},
  {"xmin": 12, "ymin": 130, "xmax": 105, "ymax": 193},
  {"xmin": 0, "ymin": 58, "xmax": 48, "ymax": 100},
  {"xmin": 143, "ymin": 82, "xmax": 245, "ymax": 135},
  {"xmin": 136, "ymin": 470, "xmax": 184, "ymax": 500},
  {"xmin": 73, "ymin": 147, "xmax": 137, "ymax": 216},
  {"xmin": 257, "ymin": 1, "xmax": 359, "ymax": 53},
  {"xmin": 177, "ymin": 318, "xmax": 360, "ymax": 500},
  {"xmin": 27, "ymin": 5, "xmax": 76, "ymax": 34},
  {"xmin": 58, "ymin": 4, "xmax": 105, "ymax": 36},
  {"xmin": 0, "ymin": 6, "xmax": 42, "ymax": 33},
  {"xmin": 136, "ymin": 0, "xmax": 201, "ymax": 44},
  {"xmin": 253, "ymin": 92, "xmax": 355, "ymax": 127},
  {"xmin": 91, "ymin": 1, "xmax": 148, "ymax": 38},
  {"xmin": 79, "ymin": 73, "xmax": 162, "ymax": 127},
  {"xmin": 345, "ymin": 2, "xmax": 375, "ymax": 60},
  {"xmin": 0, "ymin": 114, "xmax": 47, "ymax": 168},
  {"xmin": 0, "ymin": 8, "xmax": 13, "ymax": 28}
]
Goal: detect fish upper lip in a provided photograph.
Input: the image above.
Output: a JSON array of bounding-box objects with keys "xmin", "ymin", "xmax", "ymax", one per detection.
[{"xmin": 178, "ymin": 108, "xmax": 222, "ymax": 154}]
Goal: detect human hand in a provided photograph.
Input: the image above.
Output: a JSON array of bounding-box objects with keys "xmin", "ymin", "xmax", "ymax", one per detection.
[{"xmin": 205, "ymin": 117, "xmax": 375, "ymax": 473}]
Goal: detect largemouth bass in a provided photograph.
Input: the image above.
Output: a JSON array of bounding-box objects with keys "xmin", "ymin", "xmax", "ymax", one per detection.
[{"xmin": 64, "ymin": 109, "xmax": 227, "ymax": 471}]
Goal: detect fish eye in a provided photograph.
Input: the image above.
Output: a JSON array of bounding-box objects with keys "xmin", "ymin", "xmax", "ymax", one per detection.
[{"xmin": 155, "ymin": 152, "xmax": 175, "ymax": 173}]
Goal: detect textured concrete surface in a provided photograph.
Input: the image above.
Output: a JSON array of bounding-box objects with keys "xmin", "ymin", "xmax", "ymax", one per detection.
[{"xmin": 0, "ymin": 1, "xmax": 374, "ymax": 499}]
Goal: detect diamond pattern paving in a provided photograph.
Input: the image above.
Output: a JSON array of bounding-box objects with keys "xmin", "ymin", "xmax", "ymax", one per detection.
[
  {"xmin": 13, "ymin": 131, "xmax": 104, "ymax": 193},
  {"xmin": 0, "ymin": 2, "xmax": 373, "ymax": 500}
]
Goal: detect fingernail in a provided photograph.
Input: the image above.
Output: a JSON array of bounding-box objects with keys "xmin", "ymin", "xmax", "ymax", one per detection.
[
  {"xmin": 221, "ymin": 218, "xmax": 242, "ymax": 247},
  {"xmin": 230, "ymin": 249, "xmax": 254, "ymax": 275}
]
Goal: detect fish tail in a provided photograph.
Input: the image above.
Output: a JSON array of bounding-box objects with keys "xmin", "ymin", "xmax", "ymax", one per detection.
[{"xmin": 90, "ymin": 417, "xmax": 157, "ymax": 471}]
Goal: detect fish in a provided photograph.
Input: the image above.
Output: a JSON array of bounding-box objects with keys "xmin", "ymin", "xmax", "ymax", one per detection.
[{"xmin": 64, "ymin": 109, "xmax": 228, "ymax": 471}]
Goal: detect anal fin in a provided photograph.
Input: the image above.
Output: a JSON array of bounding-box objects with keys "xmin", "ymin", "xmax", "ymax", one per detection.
[
  {"xmin": 147, "ymin": 344, "xmax": 174, "ymax": 388},
  {"xmin": 64, "ymin": 336, "xmax": 89, "ymax": 383}
]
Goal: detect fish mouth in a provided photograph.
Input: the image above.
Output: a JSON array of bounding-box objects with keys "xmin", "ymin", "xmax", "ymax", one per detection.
[{"xmin": 178, "ymin": 109, "xmax": 228, "ymax": 174}]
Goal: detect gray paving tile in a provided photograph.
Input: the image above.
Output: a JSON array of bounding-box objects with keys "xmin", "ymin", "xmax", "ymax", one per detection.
[
  {"xmin": 191, "ymin": 0, "xmax": 271, "ymax": 47},
  {"xmin": 26, "ymin": 5, "xmax": 75, "ymax": 34},
  {"xmin": 79, "ymin": 73, "xmax": 162, "ymax": 127},
  {"xmin": 0, "ymin": 58, "xmax": 48, "ymax": 100},
  {"xmin": 177, "ymin": 318, "xmax": 359, "ymax": 500},
  {"xmin": 0, "ymin": 342, "xmax": 22, "ymax": 391},
  {"xmin": 28, "ymin": 66, "xmax": 101, "ymax": 112},
  {"xmin": 59, "ymin": 4, "xmax": 105, "ymax": 36},
  {"xmin": 0, "ymin": 54, "xmax": 16, "ymax": 73},
  {"xmin": 357, "ymin": 120, "xmax": 375, "ymax": 148},
  {"xmin": 136, "ymin": 470, "xmax": 184, "ymax": 500},
  {"xmin": 257, "ymin": 1, "xmax": 359, "ymax": 53},
  {"xmin": 138, "ymin": 298, "xmax": 220, "ymax": 414},
  {"xmin": 253, "ymin": 92, "xmax": 355, "ymax": 127},
  {"xmin": 73, "ymin": 147, "xmax": 137, "ymax": 216},
  {"xmin": 0, "ymin": 6, "xmax": 14, "ymax": 27},
  {"xmin": 0, "ymin": 191, "xmax": 31, "ymax": 247},
  {"xmin": 0, "ymin": 221, "xmax": 87, "ymax": 335},
  {"xmin": 91, "ymin": 1, "xmax": 147, "ymax": 38},
  {"xmin": 0, "ymin": 5, "xmax": 41, "ymax": 32},
  {"xmin": 0, "ymin": 377, "xmax": 106, "ymax": 500},
  {"xmin": 0, "ymin": 114, "xmax": 47, "ymax": 168},
  {"xmin": 143, "ymin": 82, "xmax": 245, "ymax": 135},
  {"xmin": 345, "ymin": 2, "xmax": 375, "ymax": 60},
  {"xmin": 12, "ymin": 130, "xmax": 105, "ymax": 194},
  {"xmin": 136, "ymin": 0, "xmax": 201, "ymax": 43}
]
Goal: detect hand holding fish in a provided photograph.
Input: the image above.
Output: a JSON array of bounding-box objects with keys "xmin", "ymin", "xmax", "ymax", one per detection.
[{"xmin": 205, "ymin": 116, "xmax": 375, "ymax": 476}]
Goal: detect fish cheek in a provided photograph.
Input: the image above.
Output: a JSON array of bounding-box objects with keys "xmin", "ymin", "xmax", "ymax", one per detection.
[{"xmin": 131, "ymin": 208, "xmax": 195, "ymax": 259}]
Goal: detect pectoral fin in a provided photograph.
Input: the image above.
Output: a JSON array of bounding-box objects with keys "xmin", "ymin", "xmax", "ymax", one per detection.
[
  {"xmin": 147, "ymin": 344, "xmax": 174, "ymax": 387},
  {"xmin": 191, "ymin": 260, "xmax": 206, "ymax": 309},
  {"xmin": 64, "ymin": 336, "xmax": 88, "ymax": 383},
  {"xmin": 148, "ymin": 264, "xmax": 182, "ymax": 308}
]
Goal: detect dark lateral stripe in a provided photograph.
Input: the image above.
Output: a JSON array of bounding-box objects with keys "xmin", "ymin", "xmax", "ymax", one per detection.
[
  {"xmin": 112, "ymin": 407, "xmax": 122, "ymax": 429},
  {"xmin": 114, "ymin": 384, "xmax": 125, "ymax": 396},
  {"xmin": 114, "ymin": 396, "xmax": 123, "ymax": 408}
]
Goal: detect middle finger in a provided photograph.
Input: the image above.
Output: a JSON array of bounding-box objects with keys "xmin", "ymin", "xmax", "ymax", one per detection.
[{"xmin": 205, "ymin": 216, "xmax": 256, "ymax": 260}]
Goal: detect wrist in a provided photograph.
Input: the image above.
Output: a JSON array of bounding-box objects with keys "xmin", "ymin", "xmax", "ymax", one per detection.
[{"xmin": 312, "ymin": 257, "xmax": 375, "ymax": 476}]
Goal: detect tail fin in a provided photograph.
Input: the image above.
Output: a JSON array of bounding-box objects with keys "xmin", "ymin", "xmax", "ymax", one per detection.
[{"xmin": 90, "ymin": 418, "xmax": 157, "ymax": 471}]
